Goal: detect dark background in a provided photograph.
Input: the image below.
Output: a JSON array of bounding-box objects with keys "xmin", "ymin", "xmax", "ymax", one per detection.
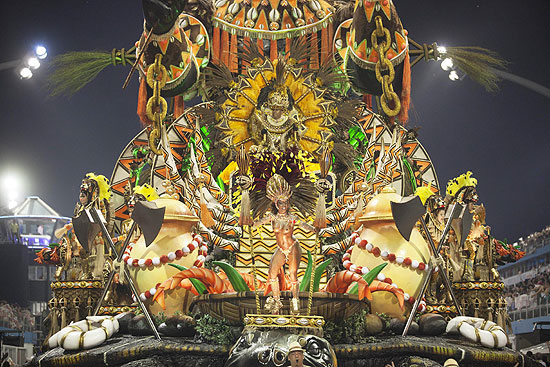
[{"xmin": 0, "ymin": 1, "xmax": 548, "ymax": 243}]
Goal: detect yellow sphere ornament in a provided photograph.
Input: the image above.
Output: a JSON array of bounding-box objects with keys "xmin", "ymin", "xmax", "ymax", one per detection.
[
  {"xmin": 352, "ymin": 186, "xmax": 431, "ymax": 317},
  {"xmin": 128, "ymin": 196, "xmax": 200, "ymax": 316}
]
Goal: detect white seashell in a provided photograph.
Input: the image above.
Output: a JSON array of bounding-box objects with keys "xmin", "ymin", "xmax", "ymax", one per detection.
[
  {"xmin": 291, "ymin": 7, "xmax": 303, "ymax": 19},
  {"xmin": 309, "ymin": 0, "xmax": 320, "ymax": 11},
  {"xmin": 269, "ymin": 8, "xmax": 280, "ymax": 22},
  {"xmin": 247, "ymin": 7, "xmax": 258, "ymax": 20},
  {"xmin": 228, "ymin": 2, "xmax": 240, "ymax": 14}
]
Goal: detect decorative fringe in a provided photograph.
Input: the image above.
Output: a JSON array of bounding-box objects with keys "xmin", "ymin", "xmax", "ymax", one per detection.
[
  {"xmin": 230, "ymin": 33, "xmax": 238, "ymax": 72},
  {"xmin": 93, "ymin": 242, "xmax": 105, "ymax": 279},
  {"xmin": 200, "ymin": 187, "xmax": 216, "ymax": 227},
  {"xmin": 313, "ymin": 193, "xmax": 327, "ymax": 229},
  {"xmin": 444, "ymin": 46, "xmax": 508, "ymax": 92},
  {"xmin": 321, "ymin": 27, "xmax": 329, "ymax": 62},
  {"xmin": 285, "ymin": 38, "xmax": 291, "ymax": 55},
  {"xmin": 137, "ymin": 78, "xmax": 151, "ymax": 126},
  {"xmin": 222, "ymin": 30, "xmax": 231, "ymax": 66},
  {"xmin": 60, "ymin": 305, "xmax": 67, "ymax": 329},
  {"xmin": 257, "ymin": 38, "xmax": 264, "ymax": 56},
  {"xmin": 497, "ymin": 309, "xmax": 506, "ymax": 328},
  {"xmin": 173, "ymin": 95, "xmax": 185, "ymax": 119},
  {"xmin": 50, "ymin": 308, "xmax": 59, "ymax": 335},
  {"xmin": 240, "ymin": 189, "xmax": 252, "ymax": 226},
  {"xmin": 74, "ymin": 300, "xmax": 81, "ymax": 322},
  {"xmin": 212, "ymin": 26, "xmax": 221, "ymax": 62},
  {"xmin": 270, "ymin": 40, "xmax": 278, "ymax": 61},
  {"xmin": 363, "ymin": 94, "xmax": 373, "ymax": 110},
  {"xmin": 354, "ymin": 195, "xmax": 364, "ymax": 227},
  {"xmin": 310, "ymin": 32, "xmax": 319, "ymax": 69},
  {"xmin": 398, "ymin": 50, "xmax": 411, "ymax": 124},
  {"xmin": 314, "ymin": 146, "xmax": 331, "ymax": 229}
]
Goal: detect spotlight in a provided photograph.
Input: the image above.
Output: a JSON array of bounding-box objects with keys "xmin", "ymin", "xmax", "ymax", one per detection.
[
  {"xmin": 449, "ymin": 70, "xmax": 459, "ymax": 81},
  {"xmin": 35, "ymin": 45, "xmax": 47, "ymax": 59},
  {"xmin": 27, "ymin": 56, "xmax": 40, "ymax": 70},
  {"xmin": 18, "ymin": 66, "xmax": 33, "ymax": 79},
  {"xmin": 437, "ymin": 46, "xmax": 447, "ymax": 55},
  {"xmin": 441, "ymin": 58, "xmax": 454, "ymax": 71}
]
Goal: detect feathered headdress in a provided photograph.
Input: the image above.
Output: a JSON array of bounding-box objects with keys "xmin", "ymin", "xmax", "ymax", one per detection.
[
  {"xmin": 446, "ymin": 171, "xmax": 477, "ymax": 198},
  {"xmin": 249, "ymin": 148, "xmax": 317, "ymax": 219},
  {"xmin": 133, "ymin": 184, "xmax": 159, "ymax": 201},
  {"xmin": 266, "ymin": 174, "xmax": 292, "ymax": 203},
  {"xmin": 415, "ymin": 183, "xmax": 435, "ymax": 205},
  {"xmin": 86, "ymin": 173, "xmax": 112, "ymax": 202}
]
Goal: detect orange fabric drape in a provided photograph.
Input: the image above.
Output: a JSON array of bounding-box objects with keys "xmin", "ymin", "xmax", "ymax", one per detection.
[
  {"xmin": 173, "ymin": 96, "xmax": 185, "ymax": 119},
  {"xmin": 230, "ymin": 33, "xmax": 238, "ymax": 72},
  {"xmin": 221, "ymin": 30, "xmax": 230, "ymax": 65},
  {"xmin": 270, "ymin": 40, "xmax": 277, "ymax": 60},
  {"xmin": 212, "ymin": 26, "xmax": 221, "ymax": 62},
  {"xmin": 398, "ymin": 50, "xmax": 411, "ymax": 124},
  {"xmin": 310, "ymin": 32, "xmax": 319, "ymax": 69},
  {"xmin": 137, "ymin": 78, "xmax": 151, "ymax": 126}
]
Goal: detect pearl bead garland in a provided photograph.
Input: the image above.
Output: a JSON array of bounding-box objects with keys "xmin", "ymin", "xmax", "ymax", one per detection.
[
  {"xmin": 123, "ymin": 233, "xmax": 208, "ymax": 301},
  {"xmin": 123, "ymin": 234, "xmax": 207, "ymax": 269},
  {"xmin": 342, "ymin": 232, "xmax": 428, "ymax": 310}
]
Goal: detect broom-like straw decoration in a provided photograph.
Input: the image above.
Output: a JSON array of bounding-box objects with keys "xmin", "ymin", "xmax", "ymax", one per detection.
[
  {"xmin": 46, "ymin": 46, "xmax": 136, "ymax": 97},
  {"xmin": 236, "ymin": 145, "xmax": 253, "ymax": 227},
  {"xmin": 308, "ymin": 145, "xmax": 332, "ymax": 315},
  {"xmin": 236, "ymin": 146, "xmax": 260, "ymax": 313}
]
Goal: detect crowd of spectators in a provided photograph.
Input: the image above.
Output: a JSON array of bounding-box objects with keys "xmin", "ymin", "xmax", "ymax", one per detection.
[
  {"xmin": 0, "ymin": 301, "xmax": 34, "ymax": 331},
  {"xmin": 504, "ymin": 267, "xmax": 550, "ymax": 311}
]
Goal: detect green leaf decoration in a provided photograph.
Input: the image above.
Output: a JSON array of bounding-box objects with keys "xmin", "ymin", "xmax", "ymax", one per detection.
[
  {"xmin": 167, "ymin": 263, "xmax": 208, "ymax": 294},
  {"xmin": 348, "ymin": 263, "xmax": 388, "ymax": 295},
  {"xmin": 213, "ymin": 261, "xmax": 250, "ymax": 292},
  {"xmin": 313, "ymin": 258, "xmax": 332, "ymax": 292},
  {"xmin": 299, "ymin": 251, "xmax": 313, "ymax": 292}
]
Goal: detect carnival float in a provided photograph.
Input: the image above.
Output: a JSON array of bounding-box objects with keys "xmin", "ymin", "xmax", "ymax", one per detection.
[{"xmin": 32, "ymin": 0, "xmax": 531, "ymax": 366}]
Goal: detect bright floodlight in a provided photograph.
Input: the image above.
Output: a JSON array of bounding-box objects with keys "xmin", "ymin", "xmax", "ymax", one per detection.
[
  {"xmin": 2, "ymin": 174, "xmax": 19, "ymax": 190},
  {"xmin": 437, "ymin": 46, "xmax": 447, "ymax": 55},
  {"xmin": 35, "ymin": 45, "xmax": 47, "ymax": 59},
  {"xmin": 18, "ymin": 67, "xmax": 33, "ymax": 79},
  {"xmin": 27, "ymin": 56, "xmax": 40, "ymax": 70},
  {"xmin": 441, "ymin": 58, "xmax": 454, "ymax": 71},
  {"xmin": 449, "ymin": 70, "xmax": 459, "ymax": 81}
]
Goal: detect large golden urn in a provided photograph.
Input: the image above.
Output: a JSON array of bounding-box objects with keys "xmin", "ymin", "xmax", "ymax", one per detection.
[
  {"xmin": 352, "ymin": 186, "xmax": 431, "ymax": 317},
  {"xmin": 128, "ymin": 197, "xmax": 200, "ymax": 316}
]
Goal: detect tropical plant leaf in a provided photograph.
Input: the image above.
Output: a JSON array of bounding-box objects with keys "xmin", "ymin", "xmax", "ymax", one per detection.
[
  {"xmin": 313, "ymin": 258, "xmax": 332, "ymax": 292},
  {"xmin": 213, "ymin": 261, "xmax": 250, "ymax": 292},
  {"xmin": 299, "ymin": 251, "xmax": 313, "ymax": 292},
  {"xmin": 348, "ymin": 263, "xmax": 388, "ymax": 295}
]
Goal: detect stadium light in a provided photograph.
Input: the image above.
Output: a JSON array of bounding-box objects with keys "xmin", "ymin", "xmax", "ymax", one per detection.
[
  {"xmin": 35, "ymin": 45, "xmax": 47, "ymax": 60},
  {"xmin": 449, "ymin": 70, "xmax": 460, "ymax": 81},
  {"xmin": 441, "ymin": 58, "xmax": 454, "ymax": 71},
  {"xmin": 27, "ymin": 56, "xmax": 40, "ymax": 70},
  {"xmin": 18, "ymin": 66, "xmax": 33, "ymax": 79}
]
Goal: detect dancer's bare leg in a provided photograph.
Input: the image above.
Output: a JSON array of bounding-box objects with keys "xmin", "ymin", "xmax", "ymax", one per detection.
[
  {"xmin": 288, "ymin": 242, "xmax": 302, "ymax": 314},
  {"xmin": 266, "ymin": 249, "xmax": 286, "ymax": 314}
]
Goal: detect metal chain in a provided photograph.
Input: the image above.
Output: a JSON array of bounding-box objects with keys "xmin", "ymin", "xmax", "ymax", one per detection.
[
  {"xmin": 145, "ymin": 54, "xmax": 168, "ymax": 155},
  {"xmin": 371, "ymin": 16, "xmax": 401, "ymax": 117}
]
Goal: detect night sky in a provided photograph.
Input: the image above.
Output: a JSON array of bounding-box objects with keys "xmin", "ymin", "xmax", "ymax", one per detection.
[{"xmin": 0, "ymin": 1, "xmax": 548, "ymax": 243}]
